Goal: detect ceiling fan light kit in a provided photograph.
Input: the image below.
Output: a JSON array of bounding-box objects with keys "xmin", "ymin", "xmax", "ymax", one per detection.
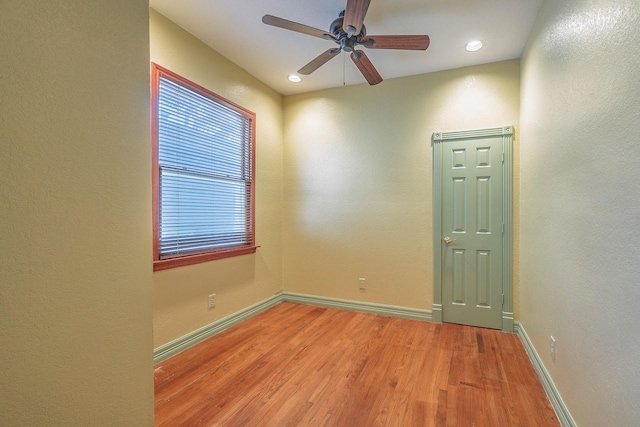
[{"xmin": 262, "ymin": 0, "xmax": 430, "ymax": 86}]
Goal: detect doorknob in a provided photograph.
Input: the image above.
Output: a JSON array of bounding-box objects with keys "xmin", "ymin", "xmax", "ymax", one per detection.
[{"xmin": 443, "ymin": 237, "xmax": 456, "ymax": 244}]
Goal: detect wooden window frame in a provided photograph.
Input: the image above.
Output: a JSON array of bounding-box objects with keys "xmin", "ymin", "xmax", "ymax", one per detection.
[{"xmin": 151, "ymin": 63, "xmax": 257, "ymax": 271}]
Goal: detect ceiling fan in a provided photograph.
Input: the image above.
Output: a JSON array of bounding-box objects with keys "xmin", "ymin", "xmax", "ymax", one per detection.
[{"xmin": 262, "ymin": 0, "xmax": 430, "ymax": 85}]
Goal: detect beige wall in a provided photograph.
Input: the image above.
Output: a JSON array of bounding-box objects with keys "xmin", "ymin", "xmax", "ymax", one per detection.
[
  {"xmin": 150, "ymin": 10, "xmax": 285, "ymax": 347},
  {"xmin": 0, "ymin": 1, "xmax": 153, "ymax": 425},
  {"xmin": 520, "ymin": 0, "xmax": 640, "ymax": 425},
  {"xmin": 283, "ymin": 61, "xmax": 520, "ymax": 312}
]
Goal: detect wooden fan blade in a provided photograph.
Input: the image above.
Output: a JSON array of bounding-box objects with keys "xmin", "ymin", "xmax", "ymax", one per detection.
[
  {"xmin": 298, "ymin": 48, "xmax": 341, "ymax": 75},
  {"xmin": 262, "ymin": 15, "xmax": 336, "ymax": 41},
  {"xmin": 344, "ymin": 0, "xmax": 371, "ymax": 37},
  {"xmin": 362, "ymin": 35, "xmax": 430, "ymax": 50},
  {"xmin": 350, "ymin": 50, "xmax": 382, "ymax": 85}
]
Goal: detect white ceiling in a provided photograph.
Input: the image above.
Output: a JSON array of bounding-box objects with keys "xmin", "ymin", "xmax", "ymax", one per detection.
[{"xmin": 150, "ymin": 0, "xmax": 542, "ymax": 96}]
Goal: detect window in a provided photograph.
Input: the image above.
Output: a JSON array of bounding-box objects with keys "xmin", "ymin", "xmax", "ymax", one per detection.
[{"xmin": 151, "ymin": 64, "xmax": 256, "ymax": 271}]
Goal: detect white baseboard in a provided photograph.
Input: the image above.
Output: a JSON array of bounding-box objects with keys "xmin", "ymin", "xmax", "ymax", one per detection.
[{"xmin": 515, "ymin": 322, "xmax": 576, "ymax": 427}]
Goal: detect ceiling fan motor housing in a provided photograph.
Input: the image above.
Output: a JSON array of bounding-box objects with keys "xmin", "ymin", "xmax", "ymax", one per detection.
[{"xmin": 330, "ymin": 12, "xmax": 366, "ymax": 52}]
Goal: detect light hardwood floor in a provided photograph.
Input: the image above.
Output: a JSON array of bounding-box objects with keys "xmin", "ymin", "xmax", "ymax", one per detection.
[{"xmin": 154, "ymin": 302, "xmax": 559, "ymax": 426}]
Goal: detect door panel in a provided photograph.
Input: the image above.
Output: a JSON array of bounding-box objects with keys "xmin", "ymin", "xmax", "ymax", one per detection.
[
  {"xmin": 452, "ymin": 178, "xmax": 466, "ymax": 231},
  {"xmin": 452, "ymin": 249, "xmax": 466, "ymax": 303},
  {"xmin": 441, "ymin": 137, "xmax": 503, "ymax": 329}
]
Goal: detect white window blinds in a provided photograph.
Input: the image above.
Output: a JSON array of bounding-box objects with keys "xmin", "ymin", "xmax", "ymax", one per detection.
[{"xmin": 156, "ymin": 74, "xmax": 254, "ymax": 259}]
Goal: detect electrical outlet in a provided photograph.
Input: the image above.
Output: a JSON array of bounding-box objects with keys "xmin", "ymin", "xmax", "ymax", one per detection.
[
  {"xmin": 208, "ymin": 293, "xmax": 216, "ymax": 308},
  {"xmin": 550, "ymin": 336, "xmax": 556, "ymax": 361},
  {"xmin": 359, "ymin": 278, "xmax": 366, "ymax": 290}
]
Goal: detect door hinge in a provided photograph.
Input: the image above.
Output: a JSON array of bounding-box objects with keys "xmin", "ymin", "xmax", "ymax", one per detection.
[
  {"xmin": 501, "ymin": 152, "xmax": 504, "ymax": 163},
  {"xmin": 502, "ymin": 294, "xmax": 504, "ymax": 305},
  {"xmin": 501, "ymin": 223, "xmax": 504, "ymax": 234}
]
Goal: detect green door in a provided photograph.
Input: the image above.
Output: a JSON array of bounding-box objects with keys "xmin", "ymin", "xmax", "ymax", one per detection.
[{"xmin": 440, "ymin": 134, "xmax": 504, "ymax": 329}]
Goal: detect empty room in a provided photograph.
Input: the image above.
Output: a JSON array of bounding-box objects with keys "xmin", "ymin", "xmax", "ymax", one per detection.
[{"xmin": 2, "ymin": 1, "xmax": 640, "ymax": 426}]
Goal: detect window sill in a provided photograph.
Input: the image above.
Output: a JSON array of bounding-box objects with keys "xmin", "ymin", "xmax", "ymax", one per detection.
[{"xmin": 153, "ymin": 246, "xmax": 259, "ymax": 271}]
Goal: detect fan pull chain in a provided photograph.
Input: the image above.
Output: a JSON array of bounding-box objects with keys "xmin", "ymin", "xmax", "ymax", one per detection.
[{"xmin": 343, "ymin": 52, "xmax": 346, "ymax": 86}]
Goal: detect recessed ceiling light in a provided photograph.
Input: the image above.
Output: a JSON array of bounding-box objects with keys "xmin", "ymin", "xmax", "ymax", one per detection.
[
  {"xmin": 288, "ymin": 74, "xmax": 302, "ymax": 83},
  {"xmin": 465, "ymin": 40, "xmax": 484, "ymax": 52}
]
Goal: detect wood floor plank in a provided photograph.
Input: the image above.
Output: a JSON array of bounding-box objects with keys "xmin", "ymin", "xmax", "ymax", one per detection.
[{"xmin": 154, "ymin": 302, "xmax": 560, "ymax": 426}]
